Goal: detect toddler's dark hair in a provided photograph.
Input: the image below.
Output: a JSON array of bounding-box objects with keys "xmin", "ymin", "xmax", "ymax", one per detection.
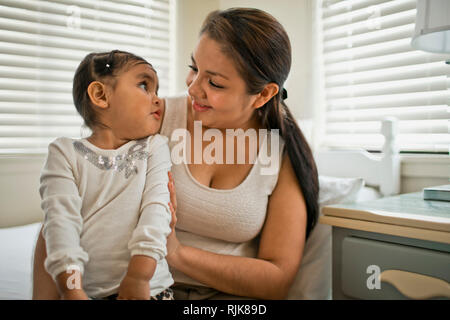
[{"xmin": 72, "ymin": 50, "xmax": 153, "ymax": 129}]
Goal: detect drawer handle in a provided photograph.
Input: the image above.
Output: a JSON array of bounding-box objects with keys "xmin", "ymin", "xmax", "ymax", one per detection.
[{"xmin": 380, "ymin": 269, "xmax": 450, "ymax": 299}]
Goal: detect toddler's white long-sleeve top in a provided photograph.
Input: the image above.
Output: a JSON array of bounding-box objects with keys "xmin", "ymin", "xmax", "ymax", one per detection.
[{"xmin": 40, "ymin": 134, "xmax": 173, "ymax": 298}]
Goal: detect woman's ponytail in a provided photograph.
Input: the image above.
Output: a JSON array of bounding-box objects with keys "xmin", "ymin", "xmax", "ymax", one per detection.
[{"xmin": 260, "ymin": 95, "xmax": 319, "ymax": 239}]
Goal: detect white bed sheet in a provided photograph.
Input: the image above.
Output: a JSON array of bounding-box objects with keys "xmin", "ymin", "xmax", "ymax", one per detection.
[{"xmin": 0, "ymin": 223, "xmax": 41, "ymax": 300}]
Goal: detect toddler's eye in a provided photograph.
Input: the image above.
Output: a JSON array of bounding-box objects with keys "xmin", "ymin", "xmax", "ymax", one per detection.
[{"xmin": 139, "ymin": 82, "xmax": 148, "ymax": 91}]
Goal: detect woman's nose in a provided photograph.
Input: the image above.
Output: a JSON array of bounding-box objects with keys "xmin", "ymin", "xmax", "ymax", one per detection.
[
  {"xmin": 186, "ymin": 69, "xmax": 194, "ymax": 87},
  {"xmin": 187, "ymin": 74, "xmax": 205, "ymax": 99}
]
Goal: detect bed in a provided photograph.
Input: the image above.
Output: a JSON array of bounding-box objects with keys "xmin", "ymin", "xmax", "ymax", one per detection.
[{"xmin": 0, "ymin": 119, "xmax": 400, "ymax": 300}]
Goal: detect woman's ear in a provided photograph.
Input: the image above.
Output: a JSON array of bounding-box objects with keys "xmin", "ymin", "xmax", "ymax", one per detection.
[
  {"xmin": 87, "ymin": 81, "xmax": 109, "ymax": 109},
  {"xmin": 252, "ymin": 83, "xmax": 279, "ymax": 109}
]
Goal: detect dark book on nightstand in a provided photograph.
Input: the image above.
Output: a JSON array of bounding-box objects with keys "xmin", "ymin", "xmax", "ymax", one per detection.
[{"xmin": 423, "ymin": 184, "xmax": 450, "ymax": 202}]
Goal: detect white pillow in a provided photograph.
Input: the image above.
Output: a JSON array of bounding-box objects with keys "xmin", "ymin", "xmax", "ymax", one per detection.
[
  {"xmin": 286, "ymin": 175, "xmax": 364, "ymax": 300},
  {"xmin": 317, "ymin": 175, "xmax": 365, "ymax": 206},
  {"xmin": 355, "ymin": 185, "xmax": 382, "ymax": 202}
]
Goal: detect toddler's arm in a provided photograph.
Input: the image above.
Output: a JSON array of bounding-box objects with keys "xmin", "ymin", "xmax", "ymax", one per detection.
[
  {"xmin": 55, "ymin": 267, "xmax": 88, "ymax": 300},
  {"xmin": 40, "ymin": 139, "xmax": 89, "ymax": 298},
  {"xmin": 117, "ymin": 255, "xmax": 156, "ymax": 300},
  {"xmin": 121, "ymin": 135, "xmax": 172, "ymax": 299}
]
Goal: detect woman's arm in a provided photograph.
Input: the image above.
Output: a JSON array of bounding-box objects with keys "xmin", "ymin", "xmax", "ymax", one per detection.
[{"xmin": 167, "ymin": 154, "xmax": 307, "ymax": 299}]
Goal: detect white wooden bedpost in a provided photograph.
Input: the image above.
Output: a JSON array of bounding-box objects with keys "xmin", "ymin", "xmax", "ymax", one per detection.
[
  {"xmin": 380, "ymin": 117, "xmax": 401, "ymax": 196},
  {"xmin": 313, "ymin": 117, "xmax": 401, "ymax": 198}
]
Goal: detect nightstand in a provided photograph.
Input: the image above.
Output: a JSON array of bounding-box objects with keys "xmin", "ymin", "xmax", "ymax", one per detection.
[{"xmin": 320, "ymin": 191, "xmax": 450, "ymax": 300}]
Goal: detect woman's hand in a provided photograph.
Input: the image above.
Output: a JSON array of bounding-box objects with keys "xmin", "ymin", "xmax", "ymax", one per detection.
[{"xmin": 167, "ymin": 171, "xmax": 181, "ymax": 265}]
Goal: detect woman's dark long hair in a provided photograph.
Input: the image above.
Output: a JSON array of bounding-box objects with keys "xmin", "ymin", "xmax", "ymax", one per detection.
[{"xmin": 200, "ymin": 8, "xmax": 319, "ymax": 239}]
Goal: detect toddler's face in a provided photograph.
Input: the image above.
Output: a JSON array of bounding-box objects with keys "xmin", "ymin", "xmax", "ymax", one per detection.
[{"xmin": 107, "ymin": 63, "xmax": 162, "ymax": 140}]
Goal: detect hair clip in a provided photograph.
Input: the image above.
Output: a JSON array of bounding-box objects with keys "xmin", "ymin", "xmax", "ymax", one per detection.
[{"xmin": 282, "ymin": 88, "xmax": 288, "ymax": 100}]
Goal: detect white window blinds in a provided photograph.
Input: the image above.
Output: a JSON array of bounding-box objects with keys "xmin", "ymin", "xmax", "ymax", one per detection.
[
  {"xmin": 318, "ymin": 0, "xmax": 450, "ymax": 153},
  {"xmin": 0, "ymin": 0, "xmax": 173, "ymax": 154}
]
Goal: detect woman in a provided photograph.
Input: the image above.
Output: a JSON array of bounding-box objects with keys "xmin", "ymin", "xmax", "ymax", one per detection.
[{"xmin": 33, "ymin": 7, "xmax": 319, "ymax": 300}]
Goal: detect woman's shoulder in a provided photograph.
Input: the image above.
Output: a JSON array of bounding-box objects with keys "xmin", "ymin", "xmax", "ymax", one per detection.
[
  {"xmin": 160, "ymin": 93, "xmax": 189, "ymax": 138},
  {"xmin": 163, "ymin": 92, "xmax": 189, "ymax": 118}
]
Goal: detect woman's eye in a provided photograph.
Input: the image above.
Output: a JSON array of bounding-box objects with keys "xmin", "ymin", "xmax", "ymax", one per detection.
[
  {"xmin": 188, "ymin": 64, "xmax": 198, "ymax": 72},
  {"xmin": 188, "ymin": 64, "xmax": 223, "ymax": 88},
  {"xmin": 209, "ymin": 80, "xmax": 223, "ymax": 89}
]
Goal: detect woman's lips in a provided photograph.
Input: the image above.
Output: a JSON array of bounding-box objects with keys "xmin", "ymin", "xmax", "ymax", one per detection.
[{"xmin": 193, "ymin": 101, "xmax": 212, "ymax": 112}]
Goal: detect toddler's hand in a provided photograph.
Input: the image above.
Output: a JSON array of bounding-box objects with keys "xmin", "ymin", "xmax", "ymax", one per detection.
[
  {"xmin": 61, "ymin": 289, "xmax": 89, "ymax": 300},
  {"xmin": 117, "ymin": 275, "xmax": 150, "ymax": 300}
]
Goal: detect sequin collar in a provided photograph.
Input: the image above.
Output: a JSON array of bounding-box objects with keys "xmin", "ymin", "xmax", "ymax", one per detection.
[{"xmin": 73, "ymin": 138, "xmax": 150, "ymax": 179}]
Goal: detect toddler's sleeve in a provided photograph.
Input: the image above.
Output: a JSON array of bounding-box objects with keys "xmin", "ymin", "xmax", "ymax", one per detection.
[
  {"xmin": 128, "ymin": 135, "xmax": 172, "ymax": 262},
  {"xmin": 40, "ymin": 139, "xmax": 89, "ymax": 281}
]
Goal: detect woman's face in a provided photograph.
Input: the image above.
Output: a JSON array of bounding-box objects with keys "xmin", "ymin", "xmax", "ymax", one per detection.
[{"xmin": 186, "ymin": 34, "xmax": 260, "ymax": 130}]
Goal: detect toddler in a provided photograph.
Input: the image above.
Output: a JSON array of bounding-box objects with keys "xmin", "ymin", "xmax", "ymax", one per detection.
[{"xmin": 40, "ymin": 50, "xmax": 174, "ymax": 300}]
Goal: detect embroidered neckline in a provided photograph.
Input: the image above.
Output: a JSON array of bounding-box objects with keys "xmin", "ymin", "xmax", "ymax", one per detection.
[{"xmin": 73, "ymin": 139, "xmax": 150, "ymax": 179}]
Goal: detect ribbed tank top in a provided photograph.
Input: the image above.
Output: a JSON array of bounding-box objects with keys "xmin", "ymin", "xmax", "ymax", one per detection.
[{"xmin": 160, "ymin": 94, "xmax": 285, "ymax": 286}]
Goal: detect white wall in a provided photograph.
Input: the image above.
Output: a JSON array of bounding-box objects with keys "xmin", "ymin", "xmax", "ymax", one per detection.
[
  {"xmin": 0, "ymin": 156, "xmax": 45, "ymax": 227},
  {"xmin": 173, "ymin": 0, "xmax": 220, "ymax": 95},
  {"xmin": 173, "ymin": 0, "xmax": 314, "ymax": 121}
]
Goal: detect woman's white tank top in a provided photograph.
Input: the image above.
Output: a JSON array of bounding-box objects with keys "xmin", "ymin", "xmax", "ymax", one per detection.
[{"xmin": 160, "ymin": 94, "xmax": 285, "ymax": 286}]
